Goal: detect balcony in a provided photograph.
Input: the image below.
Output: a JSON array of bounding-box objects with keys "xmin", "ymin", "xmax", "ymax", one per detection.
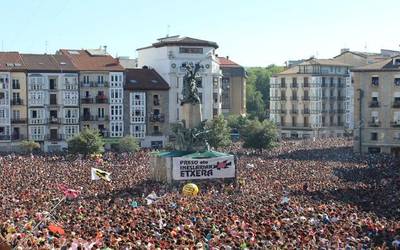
[
  {"xmin": 369, "ymin": 101, "xmax": 380, "ymax": 108},
  {"xmin": 11, "ymin": 98, "xmax": 24, "ymax": 105},
  {"xmin": 62, "ymin": 118, "xmax": 79, "ymax": 124},
  {"xmin": 368, "ymin": 121, "xmax": 381, "ymax": 127},
  {"xmin": 149, "ymin": 114, "xmax": 165, "ymax": 123},
  {"xmin": 391, "ymin": 121, "xmax": 400, "ymax": 128},
  {"xmin": 281, "ymin": 109, "xmax": 287, "ymax": 114},
  {"xmin": 45, "ymin": 134, "xmax": 65, "ymax": 141},
  {"xmin": 81, "ymin": 115, "xmax": 109, "ymax": 121},
  {"xmin": 280, "ymin": 96, "xmax": 287, "ymax": 101},
  {"xmin": 11, "ymin": 118, "xmax": 27, "ymax": 124},
  {"xmin": 80, "ymin": 81, "xmax": 109, "ymax": 88},
  {"xmin": 49, "ymin": 117, "xmax": 61, "ymax": 124},
  {"xmin": 151, "ymin": 131, "xmax": 163, "ymax": 136},
  {"xmin": 392, "ymin": 102, "xmax": 400, "ymax": 108},
  {"xmin": 0, "ymin": 135, "xmax": 11, "ymax": 141},
  {"xmin": 329, "ymin": 83, "xmax": 336, "ymax": 88},
  {"xmin": 337, "ymin": 96, "xmax": 346, "ymax": 101},
  {"xmin": 290, "ymin": 109, "xmax": 298, "ymax": 114},
  {"xmin": 280, "ymin": 83, "xmax": 286, "ymax": 88},
  {"xmin": 329, "ymin": 96, "xmax": 336, "ymax": 100},
  {"xmin": 303, "ymin": 82, "xmax": 309, "ymax": 88},
  {"xmin": 302, "ymin": 109, "xmax": 310, "ymax": 114},
  {"xmin": 322, "ymin": 96, "xmax": 328, "ymax": 100},
  {"xmin": 95, "ymin": 96, "xmax": 108, "ymax": 104},
  {"xmin": 337, "ymin": 122, "xmax": 344, "ymax": 126},
  {"xmin": 290, "ymin": 96, "xmax": 298, "ymax": 101},
  {"xmin": 337, "ymin": 109, "xmax": 345, "ymax": 114},
  {"xmin": 329, "ymin": 109, "xmax": 337, "ymax": 114},
  {"xmin": 153, "ymin": 99, "xmax": 160, "ymax": 106},
  {"xmin": 291, "ymin": 83, "xmax": 298, "ymax": 88},
  {"xmin": 81, "ymin": 97, "xmax": 94, "ymax": 104},
  {"xmin": 302, "ymin": 96, "xmax": 310, "ymax": 101}
]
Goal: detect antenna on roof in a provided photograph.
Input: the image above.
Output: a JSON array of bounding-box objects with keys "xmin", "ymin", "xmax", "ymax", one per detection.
[
  {"xmin": 45, "ymin": 40, "xmax": 48, "ymax": 54},
  {"xmin": 364, "ymin": 42, "xmax": 368, "ymax": 51},
  {"xmin": 166, "ymin": 24, "xmax": 170, "ymax": 37}
]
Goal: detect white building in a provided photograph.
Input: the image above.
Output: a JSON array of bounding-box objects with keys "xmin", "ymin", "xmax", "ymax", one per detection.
[
  {"xmin": 0, "ymin": 72, "xmax": 11, "ymax": 142},
  {"xmin": 137, "ymin": 36, "xmax": 222, "ymax": 122}
]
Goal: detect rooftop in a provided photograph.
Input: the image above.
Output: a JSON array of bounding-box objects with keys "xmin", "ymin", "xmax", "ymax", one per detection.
[
  {"xmin": 217, "ymin": 56, "xmax": 242, "ymax": 68},
  {"xmin": 125, "ymin": 68, "xmax": 169, "ymax": 91},
  {"xmin": 58, "ymin": 49, "xmax": 124, "ymax": 71},
  {"xmin": 21, "ymin": 54, "xmax": 77, "ymax": 72},
  {"xmin": 352, "ymin": 57, "xmax": 400, "ymax": 72},
  {"xmin": 137, "ymin": 36, "xmax": 219, "ymax": 51},
  {"xmin": 0, "ymin": 52, "xmax": 25, "ymax": 71}
]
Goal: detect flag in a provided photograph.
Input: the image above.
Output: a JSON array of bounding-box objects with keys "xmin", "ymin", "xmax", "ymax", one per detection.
[
  {"xmin": 145, "ymin": 191, "xmax": 159, "ymax": 205},
  {"xmin": 91, "ymin": 167, "xmax": 111, "ymax": 181},
  {"xmin": 58, "ymin": 184, "xmax": 80, "ymax": 199}
]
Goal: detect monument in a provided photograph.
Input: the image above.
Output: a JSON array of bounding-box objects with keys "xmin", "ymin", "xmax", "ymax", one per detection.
[{"xmin": 150, "ymin": 62, "xmax": 236, "ymax": 183}]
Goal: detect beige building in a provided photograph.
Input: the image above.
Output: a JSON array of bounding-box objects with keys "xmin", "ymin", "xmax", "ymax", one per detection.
[
  {"xmin": 352, "ymin": 57, "xmax": 400, "ymax": 156},
  {"xmin": 124, "ymin": 68, "xmax": 170, "ymax": 148},
  {"xmin": 217, "ymin": 56, "xmax": 246, "ymax": 116},
  {"xmin": 270, "ymin": 58, "xmax": 351, "ymax": 139}
]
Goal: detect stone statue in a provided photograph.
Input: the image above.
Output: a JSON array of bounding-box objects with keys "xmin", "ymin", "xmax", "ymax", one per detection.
[{"xmin": 181, "ymin": 63, "xmax": 201, "ymax": 105}]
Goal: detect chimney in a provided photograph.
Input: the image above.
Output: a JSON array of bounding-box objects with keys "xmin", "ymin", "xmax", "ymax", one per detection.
[
  {"xmin": 226, "ymin": 56, "xmax": 229, "ymax": 60},
  {"xmin": 341, "ymin": 48, "xmax": 350, "ymax": 54},
  {"xmin": 103, "ymin": 45, "xmax": 107, "ymax": 53}
]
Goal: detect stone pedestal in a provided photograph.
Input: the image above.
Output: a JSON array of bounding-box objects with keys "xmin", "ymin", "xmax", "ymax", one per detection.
[{"xmin": 181, "ymin": 103, "xmax": 202, "ymax": 129}]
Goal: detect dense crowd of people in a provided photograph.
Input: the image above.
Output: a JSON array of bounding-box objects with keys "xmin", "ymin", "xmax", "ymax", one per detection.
[{"xmin": 1, "ymin": 138, "xmax": 399, "ymax": 249}]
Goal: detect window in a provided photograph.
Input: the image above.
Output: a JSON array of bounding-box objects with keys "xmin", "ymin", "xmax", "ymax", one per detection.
[
  {"xmin": 303, "ymin": 77, "xmax": 309, "ymax": 87},
  {"xmin": 179, "ymin": 47, "xmax": 203, "ymax": 54},
  {"xmin": 371, "ymin": 132, "xmax": 378, "ymax": 141},
  {"xmin": 371, "ymin": 76, "xmax": 379, "ymax": 86},
  {"xmin": 32, "ymin": 110, "xmax": 37, "ymax": 118},
  {"xmin": 49, "ymin": 79, "xmax": 56, "ymax": 90},
  {"xmin": 97, "ymin": 75, "xmax": 104, "ymax": 83},
  {"xmin": 12, "ymin": 79, "xmax": 20, "ymax": 89},
  {"xmin": 395, "ymin": 78, "xmax": 400, "ymax": 86},
  {"xmin": 153, "ymin": 125, "xmax": 160, "ymax": 134},
  {"xmin": 83, "ymin": 75, "xmax": 89, "ymax": 83},
  {"xmin": 292, "ymin": 117, "xmax": 297, "ymax": 126},
  {"xmin": 322, "ymin": 77, "xmax": 326, "ymax": 86},
  {"xmin": 153, "ymin": 95, "xmax": 160, "ymax": 106}
]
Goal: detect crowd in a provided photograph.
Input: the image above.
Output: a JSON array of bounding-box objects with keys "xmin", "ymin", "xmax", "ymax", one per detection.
[{"xmin": 1, "ymin": 138, "xmax": 399, "ymax": 249}]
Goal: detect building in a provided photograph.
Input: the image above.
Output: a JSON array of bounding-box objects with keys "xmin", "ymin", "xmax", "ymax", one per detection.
[
  {"xmin": 0, "ymin": 52, "xmax": 27, "ymax": 151},
  {"xmin": 124, "ymin": 68, "xmax": 169, "ymax": 148},
  {"xmin": 270, "ymin": 58, "xmax": 351, "ymax": 139},
  {"xmin": 217, "ymin": 56, "xmax": 246, "ymax": 116},
  {"xmin": 352, "ymin": 56, "xmax": 400, "ymax": 156},
  {"xmin": 22, "ymin": 54, "xmax": 80, "ymax": 152},
  {"xmin": 137, "ymin": 36, "xmax": 222, "ymax": 123},
  {"xmin": 58, "ymin": 49, "xmax": 125, "ymax": 138}
]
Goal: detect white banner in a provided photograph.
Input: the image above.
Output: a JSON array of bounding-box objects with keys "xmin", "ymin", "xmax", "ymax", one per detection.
[{"xmin": 172, "ymin": 155, "xmax": 235, "ymax": 180}]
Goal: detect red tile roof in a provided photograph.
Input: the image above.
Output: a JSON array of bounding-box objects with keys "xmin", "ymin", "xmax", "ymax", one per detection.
[
  {"xmin": 217, "ymin": 56, "xmax": 242, "ymax": 68},
  {"xmin": 0, "ymin": 52, "xmax": 25, "ymax": 71},
  {"xmin": 125, "ymin": 68, "xmax": 169, "ymax": 91},
  {"xmin": 58, "ymin": 49, "xmax": 124, "ymax": 71}
]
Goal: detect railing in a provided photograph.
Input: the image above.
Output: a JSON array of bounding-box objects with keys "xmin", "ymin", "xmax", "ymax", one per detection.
[
  {"xmin": 81, "ymin": 97, "xmax": 94, "ymax": 104},
  {"xmin": 369, "ymin": 101, "xmax": 380, "ymax": 108},
  {"xmin": 95, "ymin": 96, "xmax": 108, "ymax": 104},
  {"xmin": 302, "ymin": 109, "xmax": 310, "ymax": 114},
  {"xmin": 329, "ymin": 109, "xmax": 337, "ymax": 114},
  {"xmin": 280, "ymin": 83, "xmax": 286, "ymax": 88},
  {"xmin": 337, "ymin": 96, "xmax": 346, "ymax": 101},
  {"xmin": 149, "ymin": 114, "xmax": 165, "ymax": 123},
  {"xmin": 391, "ymin": 121, "xmax": 400, "ymax": 127},
  {"xmin": 280, "ymin": 96, "xmax": 287, "ymax": 101},
  {"xmin": 329, "ymin": 96, "xmax": 336, "ymax": 100},
  {"xmin": 11, "ymin": 98, "xmax": 24, "ymax": 105},
  {"xmin": 337, "ymin": 122, "xmax": 344, "ymax": 126},
  {"xmin": 281, "ymin": 109, "xmax": 287, "ymax": 114},
  {"xmin": 368, "ymin": 121, "xmax": 381, "ymax": 127},
  {"xmin": 49, "ymin": 117, "xmax": 62, "ymax": 124},
  {"xmin": 62, "ymin": 118, "xmax": 80, "ymax": 124},
  {"xmin": 153, "ymin": 99, "xmax": 160, "ymax": 106},
  {"xmin": 291, "ymin": 83, "xmax": 298, "ymax": 88},
  {"xmin": 337, "ymin": 109, "xmax": 345, "ymax": 114},
  {"xmin": 81, "ymin": 115, "xmax": 109, "ymax": 121},
  {"xmin": 80, "ymin": 81, "xmax": 109, "ymax": 88},
  {"xmin": 11, "ymin": 118, "xmax": 27, "ymax": 124},
  {"xmin": 329, "ymin": 83, "xmax": 336, "ymax": 88},
  {"xmin": 303, "ymin": 96, "xmax": 310, "ymax": 101},
  {"xmin": 0, "ymin": 135, "xmax": 11, "ymax": 140},
  {"xmin": 45, "ymin": 134, "xmax": 65, "ymax": 141},
  {"xmin": 290, "ymin": 109, "xmax": 298, "ymax": 114},
  {"xmin": 150, "ymin": 131, "xmax": 163, "ymax": 136},
  {"xmin": 290, "ymin": 96, "xmax": 298, "ymax": 101},
  {"xmin": 29, "ymin": 119, "xmax": 47, "ymax": 124},
  {"xmin": 392, "ymin": 102, "xmax": 400, "ymax": 108},
  {"xmin": 303, "ymin": 82, "xmax": 309, "ymax": 88}
]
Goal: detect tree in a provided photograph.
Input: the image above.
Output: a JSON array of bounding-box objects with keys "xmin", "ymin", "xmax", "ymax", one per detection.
[
  {"xmin": 226, "ymin": 114, "xmax": 250, "ymax": 134},
  {"xmin": 206, "ymin": 115, "xmax": 231, "ymax": 149},
  {"xmin": 68, "ymin": 129, "xmax": 104, "ymax": 155},
  {"xmin": 242, "ymin": 119, "xmax": 278, "ymax": 152},
  {"xmin": 111, "ymin": 136, "xmax": 139, "ymax": 153},
  {"xmin": 246, "ymin": 84, "xmax": 266, "ymax": 120},
  {"xmin": 20, "ymin": 140, "xmax": 40, "ymax": 153}
]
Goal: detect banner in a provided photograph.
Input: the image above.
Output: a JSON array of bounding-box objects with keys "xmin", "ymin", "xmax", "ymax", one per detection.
[
  {"xmin": 91, "ymin": 167, "xmax": 111, "ymax": 181},
  {"xmin": 172, "ymin": 155, "xmax": 235, "ymax": 180}
]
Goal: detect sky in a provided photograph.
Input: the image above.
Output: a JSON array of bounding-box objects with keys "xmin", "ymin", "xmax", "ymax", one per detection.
[{"xmin": 1, "ymin": 0, "xmax": 400, "ymax": 67}]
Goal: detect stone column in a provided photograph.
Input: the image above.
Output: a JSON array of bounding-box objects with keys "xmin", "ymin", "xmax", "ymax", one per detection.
[{"xmin": 181, "ymin": 103, "xmax": 202, "ymax": 129}]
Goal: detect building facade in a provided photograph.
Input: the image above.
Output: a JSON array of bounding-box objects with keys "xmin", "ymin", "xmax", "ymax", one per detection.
[
  {"xmin": 58, "ymin": 49, "xmax": 125, "ymax": 138},
  {"xmin": 217, "ymin": 56, "xmax": 246, "ymax": 116},
  {"xmin": 270, "ymin": 58, "xmax": 351, "ymax": 139},
  {"xmin": 124, "ymin": 68, "xmax": 169, "ymax": 148},
  {"xmin": 352, "ymin": 57, "xmax": 400, "ymax": 156},
  {"xmin": 22, "ymin": 54, "xmax": 80, "ymax": 152},
  {"xmin": 137, "ymin": 36, "xmax": 222, "ymax": 123}
]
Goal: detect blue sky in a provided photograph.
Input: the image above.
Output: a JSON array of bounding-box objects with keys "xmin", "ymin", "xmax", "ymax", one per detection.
[{"xmin": 1, "ymin": 0, "xmax": 400, "ymax": 66}]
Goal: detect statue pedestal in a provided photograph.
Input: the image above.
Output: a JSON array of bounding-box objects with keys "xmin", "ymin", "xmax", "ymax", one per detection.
[{"xmin": 182, "ymin": 103, "xmax": 202, "ymax": 129}]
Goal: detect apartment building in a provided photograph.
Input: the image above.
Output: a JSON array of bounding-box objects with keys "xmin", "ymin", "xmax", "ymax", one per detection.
[
  {"xmin": 217, "ymin": 56, "xmax": 246, "ymax": 116},
  {"xmin": 58, "ymin": 49, "xmax": 125, "ymax": 138},
  {"xmin": 137, "ymin": 36, "xmax": 222, "ymax": 122},
  {"xmin": 124, "ymin": 68, "xmax": 170, "ymax": 148},
  {"xmin": 22, "ymin": 54, "xmax": 80, "ymax": 152},
  {"xmin": 352, "ymin": 57, "xmax": 400, "ymax": 156},
  {"xmin": 270, "ymin": 58, "xmax": 351, "ymax": 139},
  {"xmin": 0, "ymin": 52, "xmax": 27, "ymax": 151}
]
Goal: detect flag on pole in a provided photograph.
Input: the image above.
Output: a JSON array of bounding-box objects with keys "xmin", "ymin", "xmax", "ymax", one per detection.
[{"xmin": 91, "ymin": 167, "xmax": 111, "ymax": 181}]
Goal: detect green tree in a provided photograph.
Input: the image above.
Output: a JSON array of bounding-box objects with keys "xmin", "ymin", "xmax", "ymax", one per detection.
[
  {"xmin": 111, "ymin": 136, "xmax": 139, "ymax": 153},
  {"xmin": 20, "ymin": 140, "xmax": 40, "ymax": 153},
  {"xmin": 242, "ymin": 119, "xmax": 278, "ymax": 153},
  {"xmin": 226, "ymin": 114, "xmax": 249, "ymax": 134},
  {"xmin": 246, "ymin": 84, "xmax": 266, "ymax": 120},
  {"xmin": 206, "ymin": 115, "xmax": 231, "ymax": 149},
  {"xmin": 68, "ymin": 129, "xmax": 104, "ymax": 155}
]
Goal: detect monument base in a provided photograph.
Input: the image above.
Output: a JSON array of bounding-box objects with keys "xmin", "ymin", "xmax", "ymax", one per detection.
[{"xmin": 181, "ymin": 103, "xmax": 202, "ymax": 129}]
